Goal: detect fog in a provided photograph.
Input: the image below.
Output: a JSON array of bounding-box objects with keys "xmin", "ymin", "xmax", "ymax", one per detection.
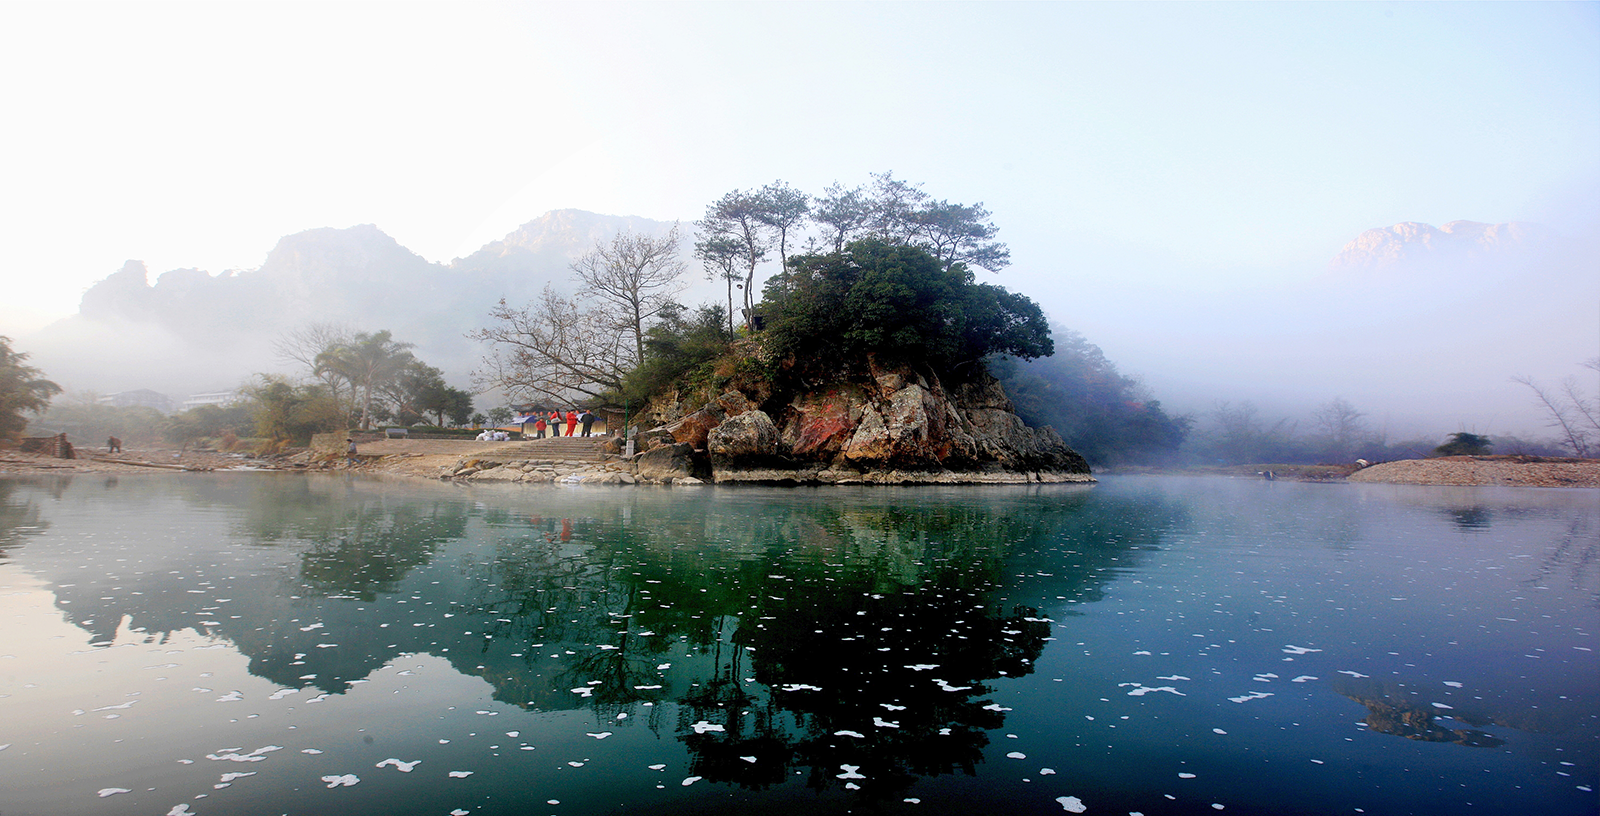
[{"xmin": 3, "ymin": 3, "xmax": 1596, "ymax": 446}]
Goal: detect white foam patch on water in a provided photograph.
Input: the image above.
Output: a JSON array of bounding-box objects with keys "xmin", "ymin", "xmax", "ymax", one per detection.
[
  {"xmin": 1430, "ymin": 702, "xmax": 1453, "ymax": 710},
  {"xmin": 570, "ymin": 687, "xmax": 594, "ymax": 697},
  {"xmin": 1212, "ymin": 728, "xmax": 1227, "ymax": 735},
  {"xmin": 1179, "ymin": 772, "xmax": 1197, "ymax": 778},
  {"xmin": 1120, "ymin": 683, "xmax": 1185, "ymax": 696},
  {"xmin": 1056, "ymin": 795, "xmax": 1086, "ymax": 812},
  {"xmin": 302, "ymin": 749, "xmax": 323, "ymax": 754},
  {"xmin": 219, "ymin": 772, "xmax": 256, "ymax": 782},
  {"xmin": 586, "ymin": 732, "xmax": 612, "ymax": 739},
  {"xmin": 1443, "ymin": 681, "xmax": 1463, "ymax": 688},
  {"xmin": 691, "ymin": 721, "xmax": 724, "ymax": 734},
  {"xmin": 268, "ymin": 689, "xmax": 299, "ymax": 700},
  {"xmin": 873, "ymin": 717, "xmax": 899, "ymax": 728},
  {"xmin": 376, "ymin": 758, "xmax": 420, "ymax": 772},
  {"xmin": 682, "ymin": 776, "xmax": 701, "ymax": 786},
  {"xmin": 167, "ymin": 805, "xmax": 193, "ymax": 815},
  {"xmin": 905, "ymin": 664, "xmax": 938, "ymax": 671},
  {"xmin": 321, "ymin": 774, "xmax": 359, "ymax": 787},
  {"xmin": 215, "ymin": 691, "xmax": 243, "ymax": 703},
  {"xmin": 1156, "ymin": 675, "xmax": 1190, "ymax": 681},
  {"xmin": 1006, "ymin": 752, "xmax": 1026, "ymax": 759},
  {"xmin": 97, "ymin": 788, "xmax": 132, "ymax": 797},
  {"xmin": 837, "ymin": 764, "xmax": 865, "ymax": 779},
  {"xmin": 93, "ymin": 700, "xmax": 137, "ymax": 711},
  {"xmin": 648, "ymin": 764, "xmax": 667, "ymax": 770},
  {"xmin": 1337, "ymin": 671, "xmax": 1368, "ymax": 678},
  {"xmin": 740, "ymin": 756, "xmax": 757, "ymax": 763},
  {"xmin": 1283, "ymin": 645, "xmax": 1322, "ymax": 654},
  {"xmin": 448, "ymin": 771, "xmax": 473, "ymax": 778},
  {"xmin": 1291, "ymin": 676, "xmax": 1318, "ymax": 683},
  {"xmin": 1228, "ymin": 692, "xmax": 1274, "ymax": 703}
]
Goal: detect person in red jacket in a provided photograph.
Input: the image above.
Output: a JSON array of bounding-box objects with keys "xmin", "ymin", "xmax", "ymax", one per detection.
[
  {"xmin": 548, "ymin": 410, "xmax": 561, "ymax": 436},
  {"xmin": 565, "ymin": 409, "xmax": 578, "ymax": 437}
]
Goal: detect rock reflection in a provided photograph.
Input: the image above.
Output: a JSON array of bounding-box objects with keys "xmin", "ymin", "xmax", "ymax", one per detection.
[{"xmin": 0, "ymin": 478, "xmax": 51, "ymax": 558}]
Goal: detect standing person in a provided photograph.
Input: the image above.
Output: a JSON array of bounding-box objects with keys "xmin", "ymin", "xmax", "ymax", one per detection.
[
  {"xmin": 565, "ymin": 409, "xmax": 578, "ymax": 438},
  {"xmin": 579, "ymin": 409, "xmax": 595, "ymax": 437},
  {"xmin": 533, "ymin": 414, "xmax": 546, "ymax": 439},
  {"xmin": 106, "ymin": 436, "xmax": 121, "ymax": 454},
  {"xmin": 346, "ymin": 438, "xmax": 358, "ymax": 466},
  {"xmin": 549, "ymin": 410, "xmax": 562, "ymax": 437}
]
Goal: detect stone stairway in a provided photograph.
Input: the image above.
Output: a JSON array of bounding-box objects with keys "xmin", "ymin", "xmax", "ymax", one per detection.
[{"xmin": 492, "ymin": 435, "xmax": 610, "ymax": 462}]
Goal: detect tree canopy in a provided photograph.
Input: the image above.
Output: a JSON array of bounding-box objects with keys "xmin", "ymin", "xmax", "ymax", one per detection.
[
  {"xmin": 760, "ymin": 240, "xmax": 1050, "ymax": 375},
  {"xmin": 0, "ymin": 336, "xmax": 62, "ymax": 442}
]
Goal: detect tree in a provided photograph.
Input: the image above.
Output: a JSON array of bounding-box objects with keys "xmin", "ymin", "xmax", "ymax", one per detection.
[
  {"xmin": 0, "ymin": 336, "xmax": 62, "ymax": 442},
  {"xmin": 245, "ymin": 376, "xmax": 343, "ymax": 444},
  {"xmin": 623, "ymin": 303, "xmax": 733, "ymax": 401},
  {"xmin": 811, "ymin": 181, "xmax": 875, "ymax": 253},
  {"xmin": 760, "ymin": 240, "xmax": 1050, "ymax": 375},
  {"xmin": 697, "ymin": 190, "xmax": 770, "ymax": 327},
  {"xmin": 694, "ymin": 234, "xmax": 745, "ymax": 337},
  {"xmin": 1311, "ymin": 397, "xmax": 1378, "ymax": 462},
  {"xmin": 274, "ymin": 322, "xmax": 355, "ymax": 415},
  {"xmin": 487, "ymin": 406, "xmax": 513, "ymax": 427},
  {"xmin": 753, "ymin": 181, "xmax": 810, "ymax": 272},
  {"xmin": 472, "ymin": 288, "xmax": 638, "ymax": 405},
  {"xmin": 570, "ymin": 226, "xmax": 687, "ymax": 365},
  {"xmin": 314, "ymin": 330, "xmax": 416, "ymax": 430},
  {"xmin": 1515, "ymin": 360, "xmax": 1599, "ymax": 457},
  {"xmin": 1435, "ymin": 432, "xmax": 1493, "ymax": 456}
]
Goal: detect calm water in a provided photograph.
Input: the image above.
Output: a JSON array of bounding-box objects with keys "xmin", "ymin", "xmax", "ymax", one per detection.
[{"xmin": 0, "ymin": 474, "xmax": 1595, "ymax": 816}]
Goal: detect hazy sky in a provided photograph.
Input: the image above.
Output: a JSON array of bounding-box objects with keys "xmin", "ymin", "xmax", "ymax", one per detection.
[{"xmin": 3, "ymin": 1, "xmax": 1597, "ymax": 433}]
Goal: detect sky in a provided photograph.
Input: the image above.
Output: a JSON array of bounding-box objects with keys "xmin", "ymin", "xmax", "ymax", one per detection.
[{"xmin": 2, "ymin": 1, "xmax": 1597, "ymax": 435}]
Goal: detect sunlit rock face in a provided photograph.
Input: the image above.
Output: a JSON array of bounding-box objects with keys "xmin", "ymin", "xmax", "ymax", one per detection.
[
  {"xmin": 1329, "ymin": 219, "xmax": 1551, "ymax": 269},
  {"xmin": 648, "ymin": 360, "xmax": 1091, "ymax": 485}
]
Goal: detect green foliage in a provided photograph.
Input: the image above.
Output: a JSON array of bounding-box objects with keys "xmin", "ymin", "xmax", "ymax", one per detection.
[
  {"xmin": 991, "ymin": 329, "xmax": 1190, "ymax": 466},
  {"xmin": 622, "ymin": 303, "xmax": 733, "ymax": 402},
  {"xmin": 1435, "ymin": 432, "xmax": 1493, "ymax": 456},
  {"xmin": 0, "ymin": 336, "xmax": 62, "ymax": 442},
  {"xmin": 243, "ymin": 377, "xmax": 343, "ymax": 444},
  {"xmin": 761, "ymin": 240, "xmax": 1050, "ymax": 376},
  {"xmin": 165, "ymin": 400, "xmax": 257, "ymax": 445}
]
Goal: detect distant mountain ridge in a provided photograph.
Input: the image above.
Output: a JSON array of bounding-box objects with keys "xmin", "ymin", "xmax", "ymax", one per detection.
[
  {"xmin": 25, "ymin": 210, "xmax": 679, "ymax": 398},
  {"xmin": 1330, "ymin": 219, "xmax": 1552, "ymax": 269}
]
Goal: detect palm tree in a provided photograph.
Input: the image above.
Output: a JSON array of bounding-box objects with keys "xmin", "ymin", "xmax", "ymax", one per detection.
[{"xmin": 314, "ymin": 330, "xmax": 415, "ymax": 431}]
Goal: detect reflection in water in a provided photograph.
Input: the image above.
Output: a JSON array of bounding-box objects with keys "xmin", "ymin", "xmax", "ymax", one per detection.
[
  {"xmin": 1332, "ymin": 676, "xmax": 1506, "ymax": 747},
  {"xmin": 0, "ymin": 475, "xmax": 1594, "ymax": 816}
]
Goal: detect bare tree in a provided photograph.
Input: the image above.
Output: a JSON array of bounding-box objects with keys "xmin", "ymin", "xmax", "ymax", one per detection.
[
  {"xmin": 1515, "ymin": 361, "xmax": 1599, "ymax": 457},
  {"xmin": 570, "ymin": 226, "xmax": 687, "ymax": 364},
  {"xmin": 1312, "ymin": 396, "xmax": 1375, "ymax": 460},
  {"xmin": 274, "ymin": 322, "xmax": 355, "ymax": 416},
  {"xmin": 471, "ymin": 288, "xmax": 636, "ymax": 405}
]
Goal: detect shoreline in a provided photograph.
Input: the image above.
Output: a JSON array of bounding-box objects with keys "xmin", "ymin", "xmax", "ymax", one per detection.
[{"xmin": 4, "ymin": 444, "xmax": 1597, "ymax": 488}]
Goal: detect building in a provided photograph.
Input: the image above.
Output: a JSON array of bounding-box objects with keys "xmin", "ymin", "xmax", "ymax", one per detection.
[
  {"xmin": 181, "ymin": 391, "xmax": 242, "ymax": 412},
  {"xmin": 97, "ymin": 389, "xmax": 176, "ymax": 413}
]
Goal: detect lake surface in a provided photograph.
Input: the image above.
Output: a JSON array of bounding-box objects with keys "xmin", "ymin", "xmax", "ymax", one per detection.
[{"xmin": 0, "ymin": 474, "xmax": 1595, "ymax": 816}]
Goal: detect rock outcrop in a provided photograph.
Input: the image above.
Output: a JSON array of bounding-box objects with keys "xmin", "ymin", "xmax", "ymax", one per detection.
[{"xmin": 639, "ymin": 359, "xmax": 1091, "ymax": 485}]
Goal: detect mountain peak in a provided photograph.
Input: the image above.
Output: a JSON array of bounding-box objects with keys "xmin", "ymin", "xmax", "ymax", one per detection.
[{"xmin": 1331, "ymin": 219, "xmax": 1550, "ymax": 269}]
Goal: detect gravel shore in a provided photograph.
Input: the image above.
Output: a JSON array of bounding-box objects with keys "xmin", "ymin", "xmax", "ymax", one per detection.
[{"xmin": 1347, "ymin": 455, "xmax": 1600, "ymax": 488}]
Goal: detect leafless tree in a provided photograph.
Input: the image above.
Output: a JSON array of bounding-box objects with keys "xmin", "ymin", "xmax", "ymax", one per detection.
[
  {"xmin": 571, "ymin": 226, "xmax": 687, "ymax": 364},
  {"xmin": 274, "ymin": 322, "xmax": 356, "ymax": 415},
  {"xmin": 1515, "ymin": 359, "xmax": 1599, "ymax": 457},
  {"xmin": 470, "ymin": 287, "xmax": 637, "ymax": 405}
]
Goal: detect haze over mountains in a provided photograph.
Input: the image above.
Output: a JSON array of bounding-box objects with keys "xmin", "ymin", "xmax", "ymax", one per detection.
[
  {"xmin": 23, "ymin": 210, "xmax": 682, "ymax": 400},
  {"xmin": 18, "ymin": 210, "xmax": 1597, "ymax": 439}
]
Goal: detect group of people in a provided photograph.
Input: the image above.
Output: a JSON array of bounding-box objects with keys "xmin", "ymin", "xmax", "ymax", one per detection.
[{"xmin": 527, "ymin": 408, "xmax": 598, "ymax": 438}]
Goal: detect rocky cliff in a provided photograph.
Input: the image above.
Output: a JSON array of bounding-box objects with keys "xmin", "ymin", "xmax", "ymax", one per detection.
[{"xmin": 635, "ymin": 358, "xmax": 1092, "ymax": 485}]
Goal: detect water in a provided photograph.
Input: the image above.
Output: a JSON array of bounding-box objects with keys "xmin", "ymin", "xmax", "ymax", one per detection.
[{"xmin": 0, "ymin": 474, "xmax": 1595, "ymax": 816}]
